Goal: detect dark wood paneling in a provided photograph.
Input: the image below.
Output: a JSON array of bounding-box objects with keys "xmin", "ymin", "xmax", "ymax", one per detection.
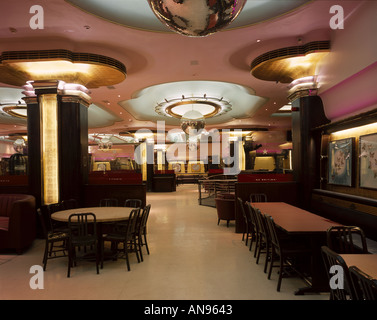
[
  {"xmin": 234, "ymin": 182, "xmax": 299, "ymax": 233},
  {"xmin": 58, "ymin": 99, "xmax": 88, "ymax": 203},
  {"xmin": 291, "ymin": 96, "xmax": 330, "ymax": 208},
  {"xmin": 153, "ymin": 174, "xmax": 176, "ymax": 192},
  {"xmin": 26, "ymin": 100, "xmax": 42, "ymax": 208},
  {"xmin": 311, "ymin": 189, "xmax": 377, "ymax": 242}
]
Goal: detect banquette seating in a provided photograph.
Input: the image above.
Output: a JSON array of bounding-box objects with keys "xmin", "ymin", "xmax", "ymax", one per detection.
[{"xmin": 0, "ymin": 194, "xmax": 36, "ymax": 253}]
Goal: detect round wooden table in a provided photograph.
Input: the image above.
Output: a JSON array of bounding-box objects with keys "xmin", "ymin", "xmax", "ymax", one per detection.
[{"xmin": 52, "ymin": 207, "xmax": 133, "ymax": 223}]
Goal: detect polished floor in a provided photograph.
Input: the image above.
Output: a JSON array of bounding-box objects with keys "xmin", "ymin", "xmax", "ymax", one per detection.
[{"xmin": 0, "ymin": 185, "xmax": 330, "ymax": 300}]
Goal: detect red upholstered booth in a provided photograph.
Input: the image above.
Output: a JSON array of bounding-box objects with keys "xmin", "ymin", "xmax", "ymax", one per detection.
[{"xmin": 0, "ymin": 194, "xmax": 36, "ymax": 253}]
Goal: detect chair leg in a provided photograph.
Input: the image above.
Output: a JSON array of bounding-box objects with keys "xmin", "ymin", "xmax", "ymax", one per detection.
[
  {"xmin": 264, "ymin": 243, "xmax": 270, "ymax": 273},
  {"xmin": 249, "ymin": 232, "xmax": 254, "ymax": 252},
  {"xmin": 143, "ymin": 233, "xmax": 150, "ymax": 255},
  {"xmin": 96, "ymin": 243, "xmax": 100, "ymax": 275},
  {"xmin": 125, "ymin": 247, "xmax": 131, "ymax": 271},
  {"xmin": 138, "ymin": 236, "xmax": 144, "ymax": 262},
  {"xmin": 268, "ymin": 249, "xmax": 275, "ymax": 280},
  {"xmin": 43, "ymin": 240, "xmax": 49, "ymax": 271},
  {"xmin": 67, "ymin": 245, "xmax": 73, "ymax": 278},
  {"xmin": 277, "ymin": 257, "xmax": 284, "ymax": 292},
  {"xmin": 134, "ymin": 238, "xmax": 140, "ymax": 263}
]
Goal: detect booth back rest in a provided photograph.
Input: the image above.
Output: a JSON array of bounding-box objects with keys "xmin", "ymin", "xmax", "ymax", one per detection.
[{"xmin": 0, "ymin": 194, "xmax": 34, "ymax": 218}]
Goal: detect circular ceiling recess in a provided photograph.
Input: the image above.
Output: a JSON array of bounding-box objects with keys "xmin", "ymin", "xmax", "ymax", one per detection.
[
  {"xmin": 0, "ymin": 49, "xmax": 126, "ymax": 88},
  {"xmin": 250, "ymin": 41, "xmax": 331, "ymax": 83},
  {"xmin": 65, "ymin": 0, "xmax": 312, "ymax": 33},
  {"xmin": 119, "ymin": 80, "xmax": 267, "ymax": 126}
]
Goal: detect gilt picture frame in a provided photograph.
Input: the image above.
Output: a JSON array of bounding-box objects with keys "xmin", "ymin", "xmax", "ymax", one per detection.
[
  {"xmin": 359, "ymin": 133, "xmax": 377, "ymax": 189},
  {"xmin": 328, "ymin": 138, "xmax": 354, "ymax": 186}
]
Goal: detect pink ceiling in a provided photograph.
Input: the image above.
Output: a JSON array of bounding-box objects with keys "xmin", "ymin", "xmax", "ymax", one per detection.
[{"xmin": 0, "ymin": 0, "xmax": 371, "ymax": 136}]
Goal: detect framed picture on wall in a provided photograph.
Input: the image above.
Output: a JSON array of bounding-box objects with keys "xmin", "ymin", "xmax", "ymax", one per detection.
[
  {"xmin": 359, "ymin": 133, "xmax": 377, "ymax": 189},
  {"xmin": 328, "ymin": 138, "xmax": 354, "ymax": 186},
  {"xmin": 168, "ymin": 161, "xmax": 185, "ymax": 174}
]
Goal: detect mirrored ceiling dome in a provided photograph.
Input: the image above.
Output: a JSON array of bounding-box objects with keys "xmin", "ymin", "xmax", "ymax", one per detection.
[
  {"xmin": 66, "ymin": 0, "xmax": 312, "ymax": 33},
  {"xmin": 147, "ymin": 0, "xmax": 247, "ymax": 37}
]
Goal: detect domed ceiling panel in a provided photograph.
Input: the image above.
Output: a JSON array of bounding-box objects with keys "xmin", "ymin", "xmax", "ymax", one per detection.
[
  {"xmin": 65, "ymin": 0, "xmax": 312, "ymax": 32},
  {"xmin": 119, "ymin": 81, "xmax": 267, "ymax": 126}
]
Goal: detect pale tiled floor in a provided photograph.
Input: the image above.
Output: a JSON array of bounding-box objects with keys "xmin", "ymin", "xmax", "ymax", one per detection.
[{"xmin": 0, "ymin": 185, "xmax": 330, "ymax": 300}]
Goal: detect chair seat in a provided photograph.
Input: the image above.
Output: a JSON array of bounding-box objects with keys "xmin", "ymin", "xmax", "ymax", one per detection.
[
  {"xmin": 47, "ymin": 231, "xmax": 69, "ymax": 241},
  {"xmin": 103, "ymin": 233, "xmax": 129, "ymax": 242}
]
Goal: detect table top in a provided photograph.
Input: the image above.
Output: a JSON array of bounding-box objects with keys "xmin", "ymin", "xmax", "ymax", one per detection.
[
  {"xmin": 251, "ymin": 202, "xmax": 341, "ymax": 233},
  {"xmin": 341, "ymin": 254, "xmax": 377, "ymax": 279},
  {"xmin": 52, "ymin": 207, "xmax": 133, "ymax": 222}
]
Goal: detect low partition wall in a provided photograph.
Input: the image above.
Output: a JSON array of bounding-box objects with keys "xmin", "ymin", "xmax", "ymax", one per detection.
[
  {"xmin": 0, "ymin": 175, "xmax": 29, "ymax": 194},
  {"xmin": 311, "ymin": 189, "xmax": 377, "ymax": 241},
  {"xmin": 88, "ymin": 171, "xmax": 142, "ymax": 185},
  {"xmin": 153, "ymin": 173, "xmax": 176, "ymax": 192},
  {"xmin": 83, "ymin": 183, "xmax": 147, "ymax": 208},
  {"xmin": 234, "ymin": 181, "xmax": 299, "ymax": 233}
]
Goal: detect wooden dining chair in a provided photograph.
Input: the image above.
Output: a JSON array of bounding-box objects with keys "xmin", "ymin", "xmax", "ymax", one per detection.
[
  {"xmin": 37, "ymin": 208, "xmax": 69, "ymax": 271},
  {"xmin": 321, "ymin": 246, "xmax": 356, "ymax": 300},
  {"xmin": 102, "ymin": 208, "xmax": 141, "ymax": 271},
  {"xmin": 254, "ymin": 209, "xmax": 271, "ymax": 272},
  {"xmin": 61, "ymin": 198, "xmax": 79, "ymax": 210},
  {"xmin": 349, "ymin": 266, "xmax": 377, "ymax": 300},
  {"xmin": 124, "ymin": 199, "xmax": 142, "ymax": 208},
  {"xmin": 249, "ymin": 193, "xmax": 267, "ymax": 203},
  {"xmin": 135, "ymin": 204, "xmax": 151, "ymax": 261},
  {"xmin": 237, "ymin": 197, "xmax": 251, "ymax": 244},
  {"xmin": 67, "ymin": 213, "xmax": 100, "ymax": 277},
  {"xmin": 244, "ymin": 201, "xmax": 257, "ymax": 252},
  {"xmin": 246, "ymin": 203, "xmax": 261, "ymax": 258},
  {"xmin": 99, "ymin": 198, "xmax": 119, "ymax": 207},
  {"xmin": 265, "ymin": 215, "xmax": 311, "ymax": 292},
  {"xmin": 326, "ymin": 226, "xmax": 368, "ymax": 254}
]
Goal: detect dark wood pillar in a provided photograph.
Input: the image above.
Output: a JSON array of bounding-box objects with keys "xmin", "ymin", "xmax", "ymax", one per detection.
[
  {"xmin": 25, "ymin": 81, "xmax": 90, "ymax": 206},
  {"xmin": 291, "ymin": 95, "xmax": 330, "ymax": 208},
  {"xmin": 25, "ymin": 96, "xmax": 42, "ymax": 208},
  {"xmin": 58, "ymin": 95, "xmax": 89, "ymax": 204}
]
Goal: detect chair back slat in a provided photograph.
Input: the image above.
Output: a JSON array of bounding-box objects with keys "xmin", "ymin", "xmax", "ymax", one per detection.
[{"xmin": 321, "ymin": 246, "xmax": 357, "ymax": 300}]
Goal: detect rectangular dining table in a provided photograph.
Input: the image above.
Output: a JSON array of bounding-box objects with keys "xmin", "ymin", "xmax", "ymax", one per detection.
[
  {"xmin": 341, "ymin": 254, "xmax": 377, "ymax": 279},
  {"xmin": 252, "ymin": 202, "xmax": 342, "ymax": 295}
]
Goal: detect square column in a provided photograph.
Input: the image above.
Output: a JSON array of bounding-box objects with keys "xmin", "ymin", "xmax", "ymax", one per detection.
[{"xmin": 24, "ymin": 81, "xmax": 90, "ymax": 207}]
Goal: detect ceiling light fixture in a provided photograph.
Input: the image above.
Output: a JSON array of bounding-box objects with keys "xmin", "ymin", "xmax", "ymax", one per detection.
[
  {"xmin": 155, "ymin": 95, "xmax": 232, "ymax": 119},
  {"xmin": 147, "ymin": 0, "xmax": 247, "ymax": 37},
  {"xmin": 180, "ymin": 109, "xmax": 205, "ymax": 135},
  {"xmin": 1, "ymin": 104, "xmax": 27, "ymax": 119}
]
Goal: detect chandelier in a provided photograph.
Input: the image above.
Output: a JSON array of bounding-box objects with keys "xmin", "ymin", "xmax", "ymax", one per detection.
[
  {"xmin": 180, "ymin": 109, "xmax": 205, "ymax": 135},
  {"xmin": 147, "ymin": 0, "xmax": 247, "ymax": 37}
]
